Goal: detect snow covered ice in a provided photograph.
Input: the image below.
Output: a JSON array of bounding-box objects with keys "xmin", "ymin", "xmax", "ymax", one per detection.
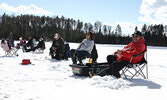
[{"xmin": 0, "ymin": 42, "xmax": 166, "ymax": 100}]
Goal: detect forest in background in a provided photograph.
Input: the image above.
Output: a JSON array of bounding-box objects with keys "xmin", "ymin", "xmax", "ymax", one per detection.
[{"xmin": 0, "ymin": 13, "xmax": 167, "ymax": 46}]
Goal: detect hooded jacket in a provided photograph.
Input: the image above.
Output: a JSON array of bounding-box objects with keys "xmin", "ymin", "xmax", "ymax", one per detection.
[
  {"xmin": 77, "ymin": 39, "xmax": 94, "ymax": 54},
  {"xmin": 1, "ymin": 41, "xmax": 10, "ymax": 52},
  {"xmin": 115, "ymin": 37, "xmax": 146, "ymax": 64},
  {"xmin": 52, "ymin": 38, "xmax": 65, "ymax": 54}
]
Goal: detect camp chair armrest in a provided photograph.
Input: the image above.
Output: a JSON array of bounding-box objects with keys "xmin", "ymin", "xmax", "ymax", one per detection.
[
  {"xmin": 133, "ymin": 53, "xmax": 143, "ymax": 57},
  {"xmin": 130, "ymin": 50, "xmax": 146, "ymax": 63},
  {"xmin": 132, "ymin": 50, "xmax": 146, "ymax": 57}
]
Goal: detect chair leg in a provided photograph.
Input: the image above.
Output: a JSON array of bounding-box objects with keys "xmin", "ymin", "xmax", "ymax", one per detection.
[
  {"xmin": 5, "ymin": 48, "xmax": 19, "ymax": 57},
  {"xmin": 121, "ymin": 67, "xmax": 134, "ymax": 78},
  {"xmin": 146, "ymin": 64, "xmax": 148, "ymax": 79},
  {"xmin": 121, "ymin": 67, "xmax": 129, "ymax": 79},
  {"xmin": 121, "ymin": 63, "xmax": 148, "ymax": 79},
  {"xmin": 131, "ymin": 64, "xmax": 147, "ymax": 79}
]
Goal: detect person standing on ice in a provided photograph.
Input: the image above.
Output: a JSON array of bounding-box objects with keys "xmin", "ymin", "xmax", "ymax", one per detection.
[
  {"xmin": 71, "ymin": 32, "xmax": 94, "ymax": 64},
  {"xmin": 89, "ymin": 31, "xmax": 146, "ymax": 78},
  {"xmin": 7, "ymin": 32, "xmax": 13, "ymax": 49},
  {"xmin": 49, "ymin": 33, "xmax": 65, "ymax": 60}
]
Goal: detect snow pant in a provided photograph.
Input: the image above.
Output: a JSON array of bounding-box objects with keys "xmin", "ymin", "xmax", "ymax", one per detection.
[
  {"xmin": 50, "ymin": 47, "xmax": 63, "ymax": 60},
  {"xmin": 16, "ymin": 43, "xmax": 23, "ymax": 49},
  {"xmin": 25, "ymin": 44, "xmax": 33, "ymax": 51},
  {"xmin": 22, "ymin": 44, "xmax": 26, "ymax": 52},
  {"xmin": 71, "ymin": 49, "xmax": 90, "ymax": 64},
  {"xmin": 25, "ymin": 46, "xmax": 41, "ymax": 52},
  {"xmin": 65, "ymin": 50, "xmax": 71, "ymax": 60},
  {"xmin": 97, "ymin": 55, "xmax": 129, "ymax": 78}
]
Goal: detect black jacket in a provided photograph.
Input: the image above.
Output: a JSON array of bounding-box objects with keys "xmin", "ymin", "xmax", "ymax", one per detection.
[
  {"xmin": 90, "ymin": 44, "xmax": 98, "ymax": 62},
  {"xmin": 37, "ymin": 40, "xmax": 45, "ymax": 49},
  {"xmin": 51, "ymin": 38, "xmax": 65, "ymax": 54},
  {"xmin": 26, "ymin": 39, "xmax": 33, "ymax": 47}
]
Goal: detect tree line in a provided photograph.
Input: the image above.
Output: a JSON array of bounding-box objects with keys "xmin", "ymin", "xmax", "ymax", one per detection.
[
  {"xmin": 0, "ymin": 13, "xmax": 167, "ymax": 46},
  {"xmin": 140, "ymin": 24, "xmax": 167, "ymax": 46}
]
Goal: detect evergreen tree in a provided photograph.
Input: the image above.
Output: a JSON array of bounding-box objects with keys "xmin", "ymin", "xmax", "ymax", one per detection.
[
  {"xmin": 115, "ymin": 24, "xmax": 122, "ymax": 36},
  {"xmin": 84, "ymin": 23, "xmax": 89, "ymax": 33},
  {"xmin": 107, "ymin": 25, "xmax": 112, "ymax": 35},
  {"xmin": 141, "ymin": 24, "xmax": 147, "ymax": 33},
  {"xmin": 135, "ymin": 26, "xmax": 138, "ymax": 32},
  {"xmin": 103, "ymin": 25, "xmax": 107, "ymax": 35},
  {"xmin": 0, "ymin": 13, "xmax": 167, "ymax": 46}
]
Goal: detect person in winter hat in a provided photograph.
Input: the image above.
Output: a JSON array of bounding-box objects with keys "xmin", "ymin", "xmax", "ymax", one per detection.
[
  {"xmin": 90, "ymin": 31, "xmax": 146, "ymax": 78},
  {"xmin": 16, "ymin": 37, "xmax": 24, "ymax": 49},
  {"xmin": 49, "ymin": 33, "xmax": 65, "ymax": 60},
  {"xmin": 19, "ymin": 37, "xmax": 24, "ymax": 45}
]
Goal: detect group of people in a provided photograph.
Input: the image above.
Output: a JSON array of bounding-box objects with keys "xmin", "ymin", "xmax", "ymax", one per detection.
[
  {"xmin": 23, "ymin": 36, "xmax": 45, "ymax": 52},
  {"xmin": 49, "ymin": 32, "xmax": 97, "ymax": 62},
  {"xmin": 50, "ymin": 31, "xmax": 146, "ymax": 79},
  {"xmin": 0, "ymin": 30, "xmax": 146, "ymax": 79},
  {"xmin": 0, "ymin": 33, "xmax": 46, "ymax": 54}
]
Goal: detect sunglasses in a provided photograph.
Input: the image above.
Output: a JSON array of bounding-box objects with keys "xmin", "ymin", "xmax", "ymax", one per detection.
[{"xmin": 132, "ymin": 35, "xmax": 139, "ymax": 38}]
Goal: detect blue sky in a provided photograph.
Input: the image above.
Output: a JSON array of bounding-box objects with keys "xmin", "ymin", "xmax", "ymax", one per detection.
[{"xmin": 0, "ymin": 0, "xmax": 167, "ymax": 35}]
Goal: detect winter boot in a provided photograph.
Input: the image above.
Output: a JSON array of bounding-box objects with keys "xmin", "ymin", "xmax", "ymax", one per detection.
[
  {"xmin": 71, "ymin": 55, "xmax": 77, "ymax": 64},
  {"xmin": 89, "ymin": 71, "xmax": 93, "ymax": 78}
]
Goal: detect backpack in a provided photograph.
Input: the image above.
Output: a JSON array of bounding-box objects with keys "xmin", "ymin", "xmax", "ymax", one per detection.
[{"xmin": 90, "ymin": 44, "xmax": 98, "ymax": 62}]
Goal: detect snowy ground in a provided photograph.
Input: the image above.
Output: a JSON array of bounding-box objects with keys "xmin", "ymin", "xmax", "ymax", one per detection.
[{"xmin": 0, "ymin": 41, "xmax": 167, "ymax": 100}]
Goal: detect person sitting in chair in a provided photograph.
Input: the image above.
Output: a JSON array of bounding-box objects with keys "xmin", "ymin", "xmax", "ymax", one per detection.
[
  {"xmin": 22, "ymin": 39, "xmax": 27, "ymax": 52},
  {"xmin": 25, "ymin": 36, "xmax": 33, "ymax": 49},
  {"xmin": 71, "ymin": 32, "xmax": 94, "ymax": 64},
  {"xmin": 1, "ymin": 38, "xmax": 19, "ymax": 56},
  {"xmin": 0, "ymin": 38, "xmax": 10, "ymax": 52},
  {"xmin": 89, "ymin": 31, "xmax": 146, "ymax": 78},
  {"xmin": 25, "ymin": 38, "xmax": 45, "ymax": 52},
  {"xmin": 49, "ymin": 33, "xmax": 65, "ymax": 60},
  {"xmin": 17, "ymin": 37, "xmax": 24, "ymax": 49}
]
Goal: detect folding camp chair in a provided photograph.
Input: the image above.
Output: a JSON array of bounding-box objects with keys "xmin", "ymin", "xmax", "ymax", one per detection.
[
  {"xmin": 5, "ymin": 47, "xmax": 19, "ymax": 56},
  {"xmin": 121, "ymin": 50, "xmax": 148, "ymax": 79}
]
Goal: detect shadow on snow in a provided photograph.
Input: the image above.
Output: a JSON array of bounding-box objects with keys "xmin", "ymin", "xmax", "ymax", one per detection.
[{"xmin": 127, "ymin": 78, "xmax": 161, "ymax": 89}]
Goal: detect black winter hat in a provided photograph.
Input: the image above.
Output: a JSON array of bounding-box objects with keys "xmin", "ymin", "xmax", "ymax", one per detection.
[{"xmin": 133, "ymin": 31, "xmax": 142, "ymax": 36}]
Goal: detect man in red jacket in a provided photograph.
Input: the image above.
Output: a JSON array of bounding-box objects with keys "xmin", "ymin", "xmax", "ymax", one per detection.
[{"xmin": 90, "ymin": 31, "xmax": 146, "ymax": 78}]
